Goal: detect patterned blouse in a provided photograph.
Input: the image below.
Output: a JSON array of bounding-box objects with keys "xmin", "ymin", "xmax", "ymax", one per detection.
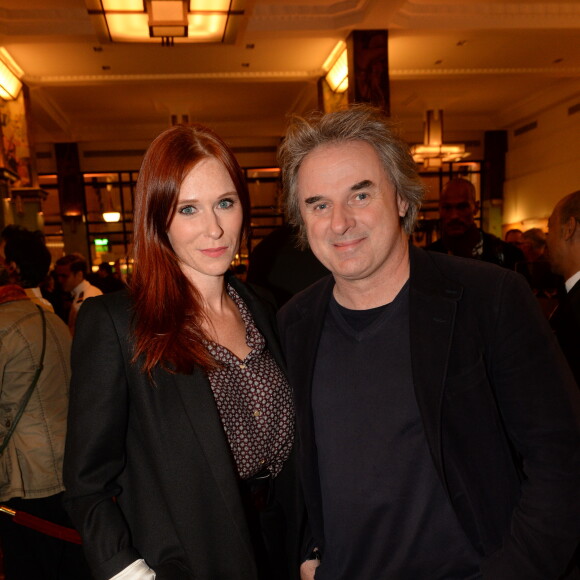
[{"xmin": 205, "ymin": 285, "xmax": 294, "ymax": 480}]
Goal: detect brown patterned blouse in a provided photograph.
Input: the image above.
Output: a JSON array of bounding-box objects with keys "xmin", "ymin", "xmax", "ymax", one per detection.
[{"xmin": 205, "ymin": 285, "xmax": 294, "ymax": 480}]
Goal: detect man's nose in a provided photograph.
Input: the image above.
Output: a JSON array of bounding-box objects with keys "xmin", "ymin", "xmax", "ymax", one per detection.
[{"xmin": 330, "ymin": 203, "xmax": 355, "ymax": 234}]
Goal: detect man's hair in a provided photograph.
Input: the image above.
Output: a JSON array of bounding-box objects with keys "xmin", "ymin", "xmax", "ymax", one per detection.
[
  {"xmin": 557, "ymin": 190, "xmax": 580, "ymax": 226},
  {"xmin": 277, "ymin": 104, "xmax": 424, "ymax": 246},
  {"xmin": 505, "ymin": 228, "xmax": 522, "ymax": 239},
  {"xmin": 1, "ymin": 225, "xmax": 52, "ymax": 288},
  {"xmin": 55, "ymin": 253, "xmax": 88, "ymax": 277}
]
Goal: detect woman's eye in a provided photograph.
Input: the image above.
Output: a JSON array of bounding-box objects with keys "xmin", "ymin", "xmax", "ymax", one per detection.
[
  {"xmin": 217, "ymin": 198, "xmax": 234, "ymax": 209},
  {"xmin": 178, "ymin": 205, "xmax": 196, "ymax": 215}
]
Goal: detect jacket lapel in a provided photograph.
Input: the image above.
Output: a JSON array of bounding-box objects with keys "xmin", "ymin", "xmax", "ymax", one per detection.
[
  {"xmin": 409, "ymin": 246, "xmax": 462, "ymax": 478},
  {"xmin": 282, "ymin": 276, "xmax": 334, "ymax": 541},
  {"xmin": 229, "ymin": 274, "xmax": 286, "ymax": 371},
  {"xmin": 164, "ymin": 275, "xmax": 292, "ymax": 562},
  {"xmin": 169, "ymin": 366, "xmax": 255, "ymax": 559}
]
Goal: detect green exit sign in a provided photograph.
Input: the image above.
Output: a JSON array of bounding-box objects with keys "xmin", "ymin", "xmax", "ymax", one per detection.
[{"xmin": 94, "ymin": 238, "xmax": 109, "ymax": 247}]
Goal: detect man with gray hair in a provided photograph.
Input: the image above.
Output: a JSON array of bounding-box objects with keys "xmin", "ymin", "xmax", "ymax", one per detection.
[
  {"xmin": 547, "ymin": 190, "xmax": 580, "ymax": 386},
  {"xmin": 277, "ymin": 104, "xmax": 580, "ymax": 580}
]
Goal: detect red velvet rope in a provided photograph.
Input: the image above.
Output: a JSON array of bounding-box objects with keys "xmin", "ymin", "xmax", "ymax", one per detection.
[{"xmin": 1, "ymin": 508, "xmax": 82, "ymax": 544}]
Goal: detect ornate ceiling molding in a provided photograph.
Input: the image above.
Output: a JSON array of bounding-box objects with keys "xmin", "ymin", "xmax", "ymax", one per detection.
[
  {"xmin": 23, "ymin": 70, "xmax": 321, "ymax": 85},
  {"xmin": 393, "ymin": 1, "xmax": 580, "ymax": 29},
  {"xmin": 24, "ymin": 64, "xmax": 580, "ymax": 86}
]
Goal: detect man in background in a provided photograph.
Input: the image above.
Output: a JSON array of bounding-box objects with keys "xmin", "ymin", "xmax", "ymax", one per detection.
[
  {"xmin": 428, "ymin": 178, "xmax": 523, "ymax": 270},
  {"xmin": 55, "ymin": 253, "xmax": 102, "ymax": 334},
  {"xmin": 92, "ymin": 261, "xmax": 125, "ymax": 294},
  {"xmin": 504, "ymin": 228, "xmax": 523, "ymax": 249},
  {"xmin": 247, "ymin": 223, "xmax": 329, "ymax": 308},
  {"xmin": 547, "ymin": 190, "xmax": 580, "ymax": 386},
  {"xmin": 0, "ymin": 258, "xmax": 91, "ymax": 578},
  {"xmin": 521, "ymin": 227, "xmax": 548, "ymax": 262},
  {"xmin": 1, "ymin": 225, "xmax": 54, "ymax": 311}
]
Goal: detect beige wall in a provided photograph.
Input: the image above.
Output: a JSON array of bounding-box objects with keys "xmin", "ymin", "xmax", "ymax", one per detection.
[{"xmin": 503, "ymin": 92, "xmax": 580, "ymax": 232}]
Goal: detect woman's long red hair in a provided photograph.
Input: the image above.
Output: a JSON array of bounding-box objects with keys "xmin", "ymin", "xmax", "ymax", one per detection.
[{"xmin": 130, "ymin": 124, "xmax": 250, "ymax": 376}]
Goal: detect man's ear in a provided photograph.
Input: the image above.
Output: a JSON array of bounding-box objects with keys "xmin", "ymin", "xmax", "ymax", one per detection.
[
  {"xmin": 562, "ymin": 216, "xmax": 577, "ymax": 241},
  {"xmin": 5, "ymin": 260, "xmax": 18, "ymax": 275},
  {"xmin": 5, "ymin": 260, "xmax": 19, "ymax": 283},
  {"xmin": 397, "ymin": 194, "xmax": 409, "ymax": 218}
]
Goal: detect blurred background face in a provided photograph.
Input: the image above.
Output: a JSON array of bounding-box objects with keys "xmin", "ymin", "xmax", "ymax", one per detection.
[
  {"xmin": 439, "ymin": 183, "xmax": 478, "ymax": 238},
  {"xmin": 55, "ymin": 265, "xmax": 83, "ymax": 293},
  {"xmin": 505, "ymin": 230, "xmax": 523, "ymax": 248}
]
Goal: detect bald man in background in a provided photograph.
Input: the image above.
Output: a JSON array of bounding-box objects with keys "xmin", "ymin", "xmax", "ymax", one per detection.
[{"xmin": 428, "ymin": 178, "xmax": 523, "ymax": 270}]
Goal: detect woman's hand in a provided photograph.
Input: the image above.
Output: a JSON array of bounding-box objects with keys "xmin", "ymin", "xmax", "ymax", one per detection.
[{"xmin": 300, "ymin": 558, "xmax": 320, "ymax": 580}]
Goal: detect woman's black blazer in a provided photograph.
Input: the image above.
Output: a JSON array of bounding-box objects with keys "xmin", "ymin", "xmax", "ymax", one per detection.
[{"xmin": 63, "ymin": 276, "xmax": 299, "ymax": 580}]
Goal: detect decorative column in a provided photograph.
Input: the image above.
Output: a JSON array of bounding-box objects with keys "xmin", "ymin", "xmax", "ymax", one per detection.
[
  {"xmin": 54, "ymin": 142, "xmax": 91, "ymax": 258},
  {"xmin": 347, "ymin": 30, "xmax": 390, "ymax": 114},
  {"xmin": 319, "ymin": 30, "xmax": 391, "ymax": 115},
  {"xmin": 0, "ymin": 86, "xmax": 42, "ymax": 231},
  {"xmin": 481, "ymin": 130, "xmax": 508, "ymax": 236}
]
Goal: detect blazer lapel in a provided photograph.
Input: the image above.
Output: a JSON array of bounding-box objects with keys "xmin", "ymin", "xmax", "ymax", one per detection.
[
  {"xmin": 409, "ymin": 246, "xmax": 462, "ymax": 478},
  {"xmin": 230, "ymin": 274, "xmax": 286, "ymax": 371},
  {"xmin": 282, "ymin": 276, "xmax": 334, "ymax": 540},
  {"xmin": 171, "ymin": 369, "xmax": 255, "ymax": 558},
  {"xmin": 284, "ymin": 277, "xmax": 334, "ymax": 425}
]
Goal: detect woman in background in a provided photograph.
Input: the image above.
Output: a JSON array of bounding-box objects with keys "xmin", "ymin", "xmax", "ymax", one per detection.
[{"xmin": 63, "ymin": 124, "xmax": 298, "ymax": 580}]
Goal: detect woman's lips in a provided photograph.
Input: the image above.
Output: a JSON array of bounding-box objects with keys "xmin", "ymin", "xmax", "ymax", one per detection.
[{"xmin": 200, "ymin": 246, "xmax": 228, "ymax": 257}]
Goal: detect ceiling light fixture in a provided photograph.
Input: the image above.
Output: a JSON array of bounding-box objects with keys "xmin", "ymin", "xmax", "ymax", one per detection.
[
  {"xmin": 86, "ymin": 0, "xmax": 245, "ymax": 44},
  {"xmin": 103, "ymin": 211, "xmax": 121, "ymax": 222},
  {"xmin": 411, "ymin": 110, "xmax": 470, "ymax": 168},
  {"xmin": 323, "ymin": 41, "xmax": 348, "ymax": 93},
  {"xmin": 0, "ymin": 48, "xmax": 23, "ymax": 100}
]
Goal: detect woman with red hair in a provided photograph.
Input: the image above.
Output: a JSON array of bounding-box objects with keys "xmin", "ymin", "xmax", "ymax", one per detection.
[{"xmin": 63, "ymin": 124, "xmax": 298, "ymax": 580}]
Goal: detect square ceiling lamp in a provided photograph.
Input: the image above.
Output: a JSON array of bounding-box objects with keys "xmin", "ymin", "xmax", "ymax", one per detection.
[
  {"xmin": 411, "ymin": 110, "xmax": 470, "ymax": 168},
  {"xmin": 323, "ymin": 41, "xmax": 348, "ymax": 93},
  {"xmin": 87, "ymin": 0, "xmax": 245, "ymax": 44},
  {"xmin": 0, "ymin": 48, "xmax": 23, "ymax": 100}
]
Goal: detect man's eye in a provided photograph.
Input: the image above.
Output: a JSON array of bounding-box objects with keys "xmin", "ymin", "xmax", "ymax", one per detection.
[
  {"xmin": 314, "ymin": 202, "xmax": 328, "ymax": 211},
  {"xmin": 349, "ymin": 192, "xmax": 370, "ymax": 206},
  {"xmin": 178, "ymin": 205, "xmax": 196, "ymax": 215}
]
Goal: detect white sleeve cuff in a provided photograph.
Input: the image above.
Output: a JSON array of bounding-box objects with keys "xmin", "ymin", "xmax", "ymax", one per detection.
[{"xmin": 109, "ymin": 559, "xmax": 156, "ymax": 580}]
